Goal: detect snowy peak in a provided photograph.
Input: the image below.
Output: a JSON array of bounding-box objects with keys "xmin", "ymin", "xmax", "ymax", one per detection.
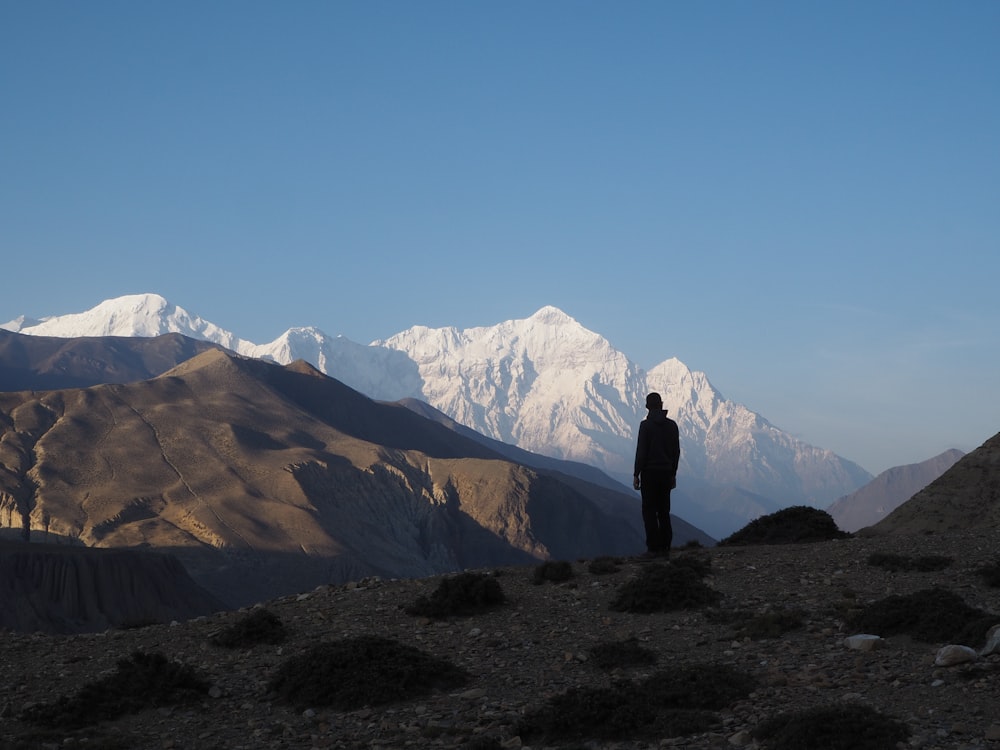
[
  {"xmin": 5, "ymin": 293, "xmax": 245, "ymax": 348},
  {"xmin": 0, "ymin": 315, "xmax": 43, "ymax": 332},
  {"xmin": 527, "ymin": 305, "xmax": 577, "ymax": 326},
  {"xmin": 3, "ymin": 293, "xmax": 876, "ymax": 537}
]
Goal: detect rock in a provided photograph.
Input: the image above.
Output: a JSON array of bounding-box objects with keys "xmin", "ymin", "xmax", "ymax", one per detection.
[
  {"xmin": 729, "ymin": 729, "xmax": 753, "ymax": 746},
  {"xmin": 979, "ymin": 624, "xmax": 1000, "ymax": 656},
  {"xmin": 934, "ymin": 644, "xmax": 978, "ymax": 666},
  {"xmin": 985, "ymin": 724, "xmax": 1000, "ymax": 741},
  {"xmin": 844, "ymin": 634, "xmax": 885, "ymax": 651}
]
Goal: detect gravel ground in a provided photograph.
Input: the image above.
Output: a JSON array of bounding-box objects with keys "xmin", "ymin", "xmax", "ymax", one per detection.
[{"xmin": 1, "ymin": 530, "xmax": 998, "ymax": 750}]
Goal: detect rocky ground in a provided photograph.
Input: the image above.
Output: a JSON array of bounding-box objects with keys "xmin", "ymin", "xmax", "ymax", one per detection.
[{"xmin": 1, "ymin": 529, "xmax": 999, "ymax": 750}]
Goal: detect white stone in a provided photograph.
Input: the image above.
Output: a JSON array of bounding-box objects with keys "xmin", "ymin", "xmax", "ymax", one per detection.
[
  {"xmin": 979, "ymin": 624, "xmax": 1000, "ymax": 656},
  {"xmin": 844, "ymin": 634, "xmax": 885, "ymax": 651},
  {"xmin": 934, "ymin": 644, "xmax": 978, "ymax": 666},
  {"xmin": 728, "ymin": 729, "xmax": 753, "ymax": 746}
]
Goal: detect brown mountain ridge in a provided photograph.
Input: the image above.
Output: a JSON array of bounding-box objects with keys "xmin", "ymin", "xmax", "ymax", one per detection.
[{"xmin": 0, "ymin": 348, "xmax": 706, "ymax": 611}]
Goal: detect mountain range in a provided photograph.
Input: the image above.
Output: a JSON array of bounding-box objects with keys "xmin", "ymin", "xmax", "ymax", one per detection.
[
  {"xmin": 0, "ymin": 343, "xmax": 714, "ymax": 607},
  {"xmin": 3, "ymin": 294, "xmax": 875, "ymax": 538}
]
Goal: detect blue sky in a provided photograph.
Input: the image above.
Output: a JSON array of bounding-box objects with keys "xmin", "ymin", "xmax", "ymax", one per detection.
[{"xmin": 2, "ymin": 1, "xmax": 998, "ymax": 475}]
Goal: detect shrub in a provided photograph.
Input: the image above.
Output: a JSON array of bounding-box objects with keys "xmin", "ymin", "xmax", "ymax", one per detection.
[
  {"xmin": 976, "ymin": 558, "xmax": 1000, "ymax": 588},
  {"xmin": 848, "ymin": 587, "xmax": 997, "ymax": 646},
  {"xmin": 268, "ymin": 636, "xmax": 469, "ymax": 710},
  {"xmin": 405, "ymin": 572, "xmax": 505, "ymax": 618},
  {"xmin": 588, "ymin": 556, "xmax": 621, "ymax": 575},
  {"xmin": 210, "ymin": 608, "xmax": 287, "ymax": 649},
  {"xmin": 588, "ymin": 638, "xmax": 658, "ymax": 670},
  {"xmin": 519, "ymin": 663, "xmax": 755, "ymax": 743},
  {"xmin": 20, "ymin": 651, "xmax": 208, "ymax": 730},
  {"xmin": 718, "ymin": 506, "xmax": 850, "ymax": 546},
  {"xmin": 753, "ymin": 703, "xmax": 910, "ymax": 750},
  {"xmin": 708, "ymin": 607, "xmax": 807, "ymax": 640},
  {"xmin": 867, "ymin": 552, "xmax": 953, "ymax": 572},
  {"xmin": 610, "ymin": 558, "xmax": 720, "ymax": 613},
  {"xmin": 533, "ymin": 560, "xmax": 574, "ymax": 584}
]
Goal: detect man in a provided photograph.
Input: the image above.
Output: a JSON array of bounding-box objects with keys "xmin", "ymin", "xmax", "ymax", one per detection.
[{"xmin": 633, "ymin": 392, "xmax": 680, "ymax": 558}]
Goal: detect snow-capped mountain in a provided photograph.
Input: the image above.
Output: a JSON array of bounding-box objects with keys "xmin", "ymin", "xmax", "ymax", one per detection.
[{"xmin": 3, "ymin": 294, "xmax": 874, "ymax": 537}]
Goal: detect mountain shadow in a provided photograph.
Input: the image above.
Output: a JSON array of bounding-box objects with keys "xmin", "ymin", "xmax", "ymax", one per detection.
[{"xmin": 0, "ymin": 329, "xmax": 222, "ymax": 391}]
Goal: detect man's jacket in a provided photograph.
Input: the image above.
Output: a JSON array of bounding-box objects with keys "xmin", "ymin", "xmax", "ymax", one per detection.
[{"xmin": 634, "ymin": 409, "xmax": 681, "ymax": 476}]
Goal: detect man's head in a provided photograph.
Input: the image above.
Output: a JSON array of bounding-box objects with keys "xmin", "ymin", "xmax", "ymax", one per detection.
[{"xmin": 645, "ymin": 392, "xmax": 662, "ymax": 410}]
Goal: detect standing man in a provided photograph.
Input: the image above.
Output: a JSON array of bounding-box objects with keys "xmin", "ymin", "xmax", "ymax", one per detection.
[{"xmin": 633, "ymin": 392, "xmax": 680, "ymax": 558}]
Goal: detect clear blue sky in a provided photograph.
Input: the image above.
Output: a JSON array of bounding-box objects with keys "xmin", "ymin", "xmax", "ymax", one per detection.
[{"xmin": 3, "ymin": 2, "xmax": 998, "ymax": 475}]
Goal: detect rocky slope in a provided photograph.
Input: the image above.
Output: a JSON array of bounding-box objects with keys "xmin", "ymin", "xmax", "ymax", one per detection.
[
  {"xmin": 862, "ymin": 432, "xmax": 1000, "ymax": 536},
  {"xmin": 0, "ymin": 540, "xmax": 223, "ymax": 634},
  {"xmin": 0, "ymin": 530, "xmax": 997, "ymax": 749},
  {"xmin": 828, "ymin": 449, "xmax": 965, "ymax": 533}
]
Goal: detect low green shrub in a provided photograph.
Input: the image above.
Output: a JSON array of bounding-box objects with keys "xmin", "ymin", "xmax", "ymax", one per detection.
[
  {"xmin": 532, "ymin": 560, "xmax": 574, "ymax": 584},
  {"xmin": 20, "ymin": 651, "xmax": 208, "ymax": 730},
  {"xmin": 405, "ymin": 571, "xmax": 505, "ymax": 618},
  {"xmin": 718, "ymin": 506, "xmax": 850, "ymax": 546},
  {"xmin": 519, "ymin": 663, "xmax": 755, "ymax": 743},
  {"xmin": 848, "ymin": 587, "xmax": 997, "ymax": 646},
  {"xmin": 268, "ymin": 636, "xmax": 469, "ymax": 710},
  {"xmin": 610, "ymin": 558, "xmax": 720, "ymax": 613},
  {"xmin": 753, "ymin": 703, "xmax": 910, "ymax": 749},
  {"xmin": 210, "ymin": 608, "xmax": 287, "ymax": 648}
]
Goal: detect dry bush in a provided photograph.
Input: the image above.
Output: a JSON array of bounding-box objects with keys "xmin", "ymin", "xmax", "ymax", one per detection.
[
  {"xmin": 753, "ymin": 703, "xmax": 910, "ymax": 749},
  {"xmin": 518, "ymin": 663, "xmax": 755, "ymax": 743},
  {"xmin": 405, "ymin": 571, "xmax": 505, "ymax": 618},
  {"xmin": 587, "ymin": 556, "xmax": 622, "ymax": 575},
  {"xmin": 610, "ymin": 556, "xmax": 720, "ymax": 614},
  {"xmin": 532, "ymin": 560, "xmax": 574, "ymax": 585},
  {"xmin": 708, "ymin": 606, "xmax": 807, "ymax": 640},
  {"xmin": 209, "ymin": 608, "xmax": 287, "ymax": 649},
  {"xmin": 718, "ymin": 506, "xmax": 850, "ymax": 546},
  {"xmin": 976, "ymin": 558, "xmax": 1000, "ymax": 588},
  {"xmin": 20, "ymin": 651, "xmax": 208, "ymax": 730},
  {"xmin": 849, "ymin": 587, "xmax": 998, "ymax": 647},
  {"xmin": 268, "ymin": 636, "xmax": 469, "ymax": 710}
]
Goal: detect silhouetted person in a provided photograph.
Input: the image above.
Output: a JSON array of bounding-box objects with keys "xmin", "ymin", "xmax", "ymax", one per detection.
[{"xmin": 633, "ymin": 392, "xmax": 680, "ymax": 557}]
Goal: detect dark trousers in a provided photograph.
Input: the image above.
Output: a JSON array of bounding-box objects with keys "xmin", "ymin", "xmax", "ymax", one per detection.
[{"xmin": 640, "ymin": 469, "xmax": 673, "ymax": 553}]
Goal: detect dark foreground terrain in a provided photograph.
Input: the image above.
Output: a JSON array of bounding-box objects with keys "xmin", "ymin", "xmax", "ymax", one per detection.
[{"xmin": 1, "ymin": 529, "xmax": 998, "ymax": 750}]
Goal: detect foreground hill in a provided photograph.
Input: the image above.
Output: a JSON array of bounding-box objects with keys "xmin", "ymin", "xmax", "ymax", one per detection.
[
  {"xmin": 862, "ymin": 431, "xmax": 1000, "ymax": 535},
  {"xmin": 0, "ymin": 349, "xmax": 708, "ymax": 607},
  {"xmin": 0, "ymin": 530, "xmax": 997, "ymax": 749},
  {"xmin": 827, "ymin": 449, "xmax": 965, "ymax": 532}
]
